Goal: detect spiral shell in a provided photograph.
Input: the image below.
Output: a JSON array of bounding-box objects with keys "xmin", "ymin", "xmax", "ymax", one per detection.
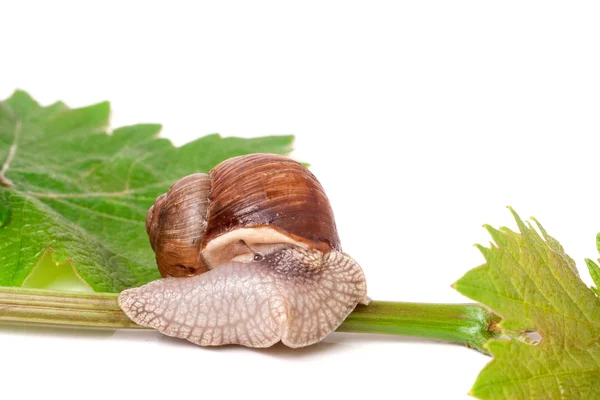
[
  {"xmin": 146, "ymin": 154, "xmax": 340, "ymax": 277},
  {"xmin": 146, "ymin": 173, "xmax": 211, "ymax": 277}
]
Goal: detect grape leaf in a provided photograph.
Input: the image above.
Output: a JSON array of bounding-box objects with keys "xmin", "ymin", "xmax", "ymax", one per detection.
[
  {"xmin": 453, "ymin": 208, "xmax": 600, "ymax": 399},
  {"xmin": 585, "ymin": 234, "xmax": 600, "ymax": 296},
  {"xmin": 0, "ymin": 90, "xmax": 294, "ymax": 292},
  {"xmin": 0, "ymin": 188, "xmax": 8, "ymax": 227},
  {"xmin": 585, "ymin": 260, "xmax": 600, "ymax": 296}
]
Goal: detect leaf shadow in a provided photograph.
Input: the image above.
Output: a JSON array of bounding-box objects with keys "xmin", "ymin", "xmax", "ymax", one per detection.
[
  {"xmin": 146, "ymin": 331, "xmax": 482, "ymax": 358},
  {"xmin": 0, "ymin": 324, "xmax": 487, "ymax": 357},
  {"xmin": 0, "ymin": 322, "xmax": 118, "ymax": 339}
]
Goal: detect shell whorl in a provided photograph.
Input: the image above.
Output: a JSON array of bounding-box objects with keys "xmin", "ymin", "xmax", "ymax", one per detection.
[
  {"xmin": 146, "ymin": 173, "xmax": 211, "ymax": 277},
  {"xmin": 203, "ymin": 154, "xmax": 340, "ymax": 253}
]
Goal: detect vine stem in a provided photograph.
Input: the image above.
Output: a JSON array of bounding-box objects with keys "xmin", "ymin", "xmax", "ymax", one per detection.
[{"xmin": 0, "ymin": 286, "xmax": 501, "ymax": 354}]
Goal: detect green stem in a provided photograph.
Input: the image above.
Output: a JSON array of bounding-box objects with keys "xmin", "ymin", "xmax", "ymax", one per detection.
[
  {"xmin": 0, "ymin": 287, "xmax": 139, "ymax": 329},
  {"xmin": 0, "ymin": 286, "xmax": 500, "ymax": 353},
  {"xmin": 338, "ymin": 301, "xmax": 501, "ymax": 354}
]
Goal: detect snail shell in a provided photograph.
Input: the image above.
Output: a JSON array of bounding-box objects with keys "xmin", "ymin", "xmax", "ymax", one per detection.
[{"xmin": 147, "ymin": 153, "xmax": 340, "ymax": 277}]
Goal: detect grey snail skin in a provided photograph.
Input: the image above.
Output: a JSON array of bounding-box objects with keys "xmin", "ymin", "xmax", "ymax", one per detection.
[{"xmin": 118, "ymin": 154, "xmax": 368, "ymax": 348}]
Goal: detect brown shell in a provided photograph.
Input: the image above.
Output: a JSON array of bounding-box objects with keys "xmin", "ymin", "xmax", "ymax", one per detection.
[
  {"xmin": 202, "ymin": 154, "xmax": 341, "ymax": 253},
  {"xmin": 147, "ymin": 173, "xmax": 211, "ymax": 277}
]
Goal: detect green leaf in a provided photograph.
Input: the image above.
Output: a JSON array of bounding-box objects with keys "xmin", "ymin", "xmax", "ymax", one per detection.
[
  {"xmin": 585, "ymin": 233, "xmax": 600, "ymax": 296},
  {"xmin": 0, "ymin": 188, "xmax": 9, "ymax": 227},
  {"xmin": 585, "ymin": 259, "xmax": 600, "ymax": 295},
  {"xmin": 454, "ymin": 208, "xmax": 600, "ymax": 400},
  {"xmin": 0, "ymin": 90, "xmax": 294, "ymax": 292},
  {"xmin": 21, "ymin": 251, "xmax": 93, "ymax": 292}
]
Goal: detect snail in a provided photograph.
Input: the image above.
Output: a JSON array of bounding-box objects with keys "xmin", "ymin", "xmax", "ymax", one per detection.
[{"xmin": 118, "ymin": 153, "xmax": 368, "ymax": 348}]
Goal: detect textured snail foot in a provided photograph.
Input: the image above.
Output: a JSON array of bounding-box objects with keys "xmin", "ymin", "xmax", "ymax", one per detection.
[{"xmin": 118, "ymin": 250, "xmax": 367, "ymax": 348}]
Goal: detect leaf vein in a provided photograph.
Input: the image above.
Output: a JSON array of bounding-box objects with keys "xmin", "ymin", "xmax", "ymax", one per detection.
[
  {"xmin": 0, "ymin": 120, "xmax": 22, "ymax": 187},
  {"xmin": 47, "ymin": 197, "xmax": 143, "ymax": 224}
]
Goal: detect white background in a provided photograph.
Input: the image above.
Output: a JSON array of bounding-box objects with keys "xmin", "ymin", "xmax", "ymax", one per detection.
[{"xmin": 1, "ymin": 1, "xmax": 599, "ymax": 399}]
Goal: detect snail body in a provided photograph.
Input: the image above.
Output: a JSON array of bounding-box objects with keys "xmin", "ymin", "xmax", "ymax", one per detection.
[{"xmin": 119, "ymin": 153, "xmax": 367, "ymax": 348}]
